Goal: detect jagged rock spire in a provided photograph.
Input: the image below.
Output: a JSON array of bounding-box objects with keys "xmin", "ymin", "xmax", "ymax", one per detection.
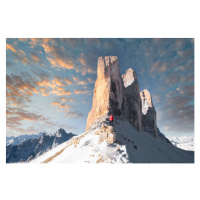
[
  {"xmin": 140, "ymin": 89, "xmax": 158, "ymax": 137},
  {"xmin": 122, "ymin": 68, "xmax": 142, "ymax": 131},
  {"xmin": 86, "ymin": 56, "xmax": 160, "ymax": 137},
  {"xmin": 140, "ymin": 89, "xmax": 153, "ymax": 114},
  {"xmin": 86, "ymin": 56, "xmax": 124, "ymax": 130}
]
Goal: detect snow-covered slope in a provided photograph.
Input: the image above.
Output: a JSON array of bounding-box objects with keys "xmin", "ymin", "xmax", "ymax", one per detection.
[
  {"xmin": 168, "ymin": 136, "xmax": 194, "ymax": 151},
  {"xmin": 6, "ymin": 129, "xmax": 75, "ymax": 163},
  {"xmin": 30, "ymin": 119, "xmax": 194, "ymax": 164}
]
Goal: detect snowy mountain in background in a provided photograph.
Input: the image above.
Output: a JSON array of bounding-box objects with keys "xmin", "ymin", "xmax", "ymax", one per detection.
[
  {"xmin": 6, "ymin": 128, "xmax": 75, "ymax": 163},
  {"xmin": 168, "ymin": 136, "xmax": 194, "ymax": 151},
  {"xmin": 6, "ymin": 132, "xmax": 43, "ymax": 146}
]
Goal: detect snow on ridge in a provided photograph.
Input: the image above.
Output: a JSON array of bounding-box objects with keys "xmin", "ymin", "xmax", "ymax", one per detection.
[
  {"xmin": 30, "ymin": 119, "xmax": 194, "ymax": 164},
  {"xmin": 168, "ymin": 136, "xmax": 194, "ymax": 151}
]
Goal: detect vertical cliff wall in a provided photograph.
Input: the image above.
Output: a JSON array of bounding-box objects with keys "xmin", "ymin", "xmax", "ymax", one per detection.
[
  {"xmin": 86, "ymin": 56, "xmax": 160, "ymax": 137},
  {"xmin": 122, "ymin": 68, "xmax": 142, "ymax": 131},
  {"xmin": 86, "ymin": 56, "xmax": 124, "ymax": 130},
  {"xmin": 140, "ymin": 89, "xmax": 158, "ymax": 137}
]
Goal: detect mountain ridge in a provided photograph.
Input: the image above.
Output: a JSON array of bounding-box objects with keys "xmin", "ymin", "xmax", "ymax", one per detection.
[{"xmin": 6, "ymin": 128, "xmax": 75, "ymax": 163}]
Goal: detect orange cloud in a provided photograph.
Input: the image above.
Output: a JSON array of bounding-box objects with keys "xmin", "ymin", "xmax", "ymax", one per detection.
[
  {"xmin": 60, "ymin": 97, "xmax": 74, "ymax": 102},
  {"xmin": 64, "ymin": 78, "xmax": 72, "ymax": 85},
  {"xmin": 21, "ymin": 56, "xmax": 30, "ymax": 64},
  {"xmin": 87, "ymin": 78, "xmax": 95, "ymax": 84},
  {"xmin": 41, "ymin": 41, "xmax": 75, "ymax": 70},
  {"xmin": 7, "ymin": 107, "xmax": 47, "ymax": 125},
  {"xmin": 51, "ymin": 89, "xmax": 72, "ymax": 96},
  {"xmin": 18, "ymin": 50, "xmax": 25, "ymax": 56},
  {"xmin": 56, "ymin": 87, "xmax": 64, "ymax": 92},
  {"xmin": 36, "ymin": 77, "xmax": 72, "ymax": 96},
  {"xmin": 31, "ymin": 52, "xmax": 40, "ymax": 62},
  {"xmin": 6, "ymin": 44, "xmax": 17, "ymax": 52},
  {"xmin": 74, "ymin": 89, "xmax": 89, "ymax": 94},
  {"xmin": 73, "ymin": 76, "xmax": 79, "ymax": 82},
  {"xmin": 47, "ymin": 56, "xmax": 74, "ymax": 70},
  {"xmin": 53, "ymin": 78, "xmax": 65, "ymax": 86},
  {"xmin": 6, "ymin": 43, "xmax": 30, "ymax": 65},
  {"xmin": 41, "ymin": 93, "xmax": 49, "ymax": 96},
  {"xmin": 51, "ymin": 102, "xmax": 60, "ymax": 107},
  {"xmin": 51, "ymin": 101, "xmax": 71, "ymax": 109},
  {"xmin": 78, "ymin": 81, "xmax": 87, "ymax": 85},
  {"xmin": 79, "ymin": 57, "xmax": 86, "ymax": 65}
]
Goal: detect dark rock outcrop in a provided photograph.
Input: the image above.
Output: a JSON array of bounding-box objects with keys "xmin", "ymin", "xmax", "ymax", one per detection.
[
  {"xmin": 122, "ymin": 68, "xmax": 142, "ymax": 131},
  {"xmin": 140, "ymin": 89, "xmax": 158, "ymax": 137}
]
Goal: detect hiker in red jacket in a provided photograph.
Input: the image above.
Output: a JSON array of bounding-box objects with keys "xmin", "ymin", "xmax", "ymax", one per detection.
[{"xmin": 109, "ymin": 114, "xmax": 114, "ymax": 126}]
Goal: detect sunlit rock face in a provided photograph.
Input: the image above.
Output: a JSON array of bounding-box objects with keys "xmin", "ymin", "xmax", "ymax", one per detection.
[
  {"xmin": 86, "ymin": 56, "xmax": 124, "ymax": 130},
  {"xmin": 86, "ymin": 56, "xmax": 160, "ymax": 137},
  {"xmin": 140, "ymin": 89, "xmax": 158, "ymax": 137},
  {"xmin": 122, "ymin": 68, "xmax": 142, "ymax": 131}
]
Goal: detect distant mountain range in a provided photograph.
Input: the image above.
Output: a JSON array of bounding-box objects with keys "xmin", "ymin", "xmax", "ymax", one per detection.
[
  {"xmin": 6, "ymin": 128, "xmax": 75, "ymax": 163},
  {"xmin": 168, "ymin": 136, "xmax": 194, "ymax": 151},
  {"xmin": 6, "ymin": 132, "xmax": 44, "ymax": 146}
]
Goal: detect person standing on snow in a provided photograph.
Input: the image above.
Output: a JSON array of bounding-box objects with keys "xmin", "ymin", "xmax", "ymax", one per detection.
[{"xmin": 109, "ymin": 114, "xmax": 114, "ymax": 126}]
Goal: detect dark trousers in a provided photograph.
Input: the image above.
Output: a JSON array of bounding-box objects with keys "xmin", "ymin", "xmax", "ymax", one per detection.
[{"xmin": 110, "ymin": 121, "xmax": 113, "ymax": 126}]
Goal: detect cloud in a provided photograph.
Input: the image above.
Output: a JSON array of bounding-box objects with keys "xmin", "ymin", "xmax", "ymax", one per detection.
[
  {"xmin": 6, "ymin": 74, "xmax": 40, "ymax": 107},
  {"xmin": 164, "ymin": 71, "xmax": 181, "ymax": 86},
  {"xmin": 6, "ymin": 107, "xmax": 47, "ymax": 130},
  {"xmin": 79, "ymin": 57, "xmax": 86, "ymax": 65},
  {"xmin": 47, "ymin": 56, "xmax": 74, "ymax": 70},
  {"xmin": 67, "ymin": 112, "xmax": 84, "ymax": 118},
  {"xmin": 78, "ymin": 80, "xmax": 87, "ymax": 85},
  {"xmin": 74, "ymin": 89, "xmax": 89, "ymax": 94},
  {"xmin": 41, "ymin": 40, "xmax": 75, "ymax": 70},
  {"xmin": 73, "ymin": 76, "xmax": 79, "ymax": 82},
  {"xmin": 150, "ymin": 60, "xmax": 169, "ymax": 73},
  {"xmin": 6, "ymin": 44, "xmax": 17, "ymax": 52},
  {"xmin": 51, "ymin": 101, "xmax": 71, "ymax": 110},
  {"xmin": 59, "ymin": 97, "xmax": 74, "ymax": 102},
  {"xmin": 31, "ymin": 52, "xmax": 40, "ymax": 62},
  {"xmin": 35, "ymin": 76, "xmax": 72, "ymax": 96},
  {"xmin": 62, "ymin": 38, "xmax": 84, "ymax": 47},
  {"xmin": 73, "ymin": 76, "xmax": 95, "ymax": 85},
  {"xmin": 177, "ymin": 85, "xmax": 194, "ymax": 96},
  {"xmin": 64, "ymin": 78, "xmax": 72, "ymax": 85},
  {"xmin": 87, "ymin": 77, "xmax": 95, "ymax": 84},
  {"xmin": 6, "ymin": 73, "xmax": 74, "ymax": 110},
  {"xmin": 6, "ymin": 42, "xmax": 31, "ymax": 65},
  {"xmin": 167, "ymin": 96, "xmax": 192, "ymax": 108},
  {"xmin": 50, "ymin": 88, "xmax": 71, "ymax": 96},
  {"xmin": 157, "ymin": 103, "xmax": 194, "ymax": 135}
]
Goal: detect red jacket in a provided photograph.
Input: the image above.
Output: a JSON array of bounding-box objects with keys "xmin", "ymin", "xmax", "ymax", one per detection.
[{"xmin": 109, "ymin": 114, "xmax": 113, "ymax": 121}]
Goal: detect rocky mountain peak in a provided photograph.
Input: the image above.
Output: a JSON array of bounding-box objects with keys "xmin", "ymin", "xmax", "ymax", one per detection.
[
  {"xmin": 54, "ymin": 128, "xmax": 66, "ymax": 138},
  {"xmin": 122, "ymin": 68, "xmax": 138, "ymax": 88},
  {"xmin": 86, "ymin": 56, "xmax": 160, "ymax": 137},
  {"xmin": 97, "ymin": 56, "xmax": 121, "ymax": 82},
  {"xmin": 140, "ymin": 89, "xmax": 158, "ymax": 137},
  {"xmin": 122, "ymin": 68, "xmax": 142, "ymax": 131},
  {"xmin": 140, "ymin": 89, "xmax": 153, "ymax": 115},
  {"xmin": 86, "ymin": 56, "xmax": 124, "ymax": 130}
]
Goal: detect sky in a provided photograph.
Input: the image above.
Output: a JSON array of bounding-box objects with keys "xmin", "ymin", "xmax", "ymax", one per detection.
[{"xmin": 6, "ymin": 38, "xmax": 194, "ymax": 137}]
